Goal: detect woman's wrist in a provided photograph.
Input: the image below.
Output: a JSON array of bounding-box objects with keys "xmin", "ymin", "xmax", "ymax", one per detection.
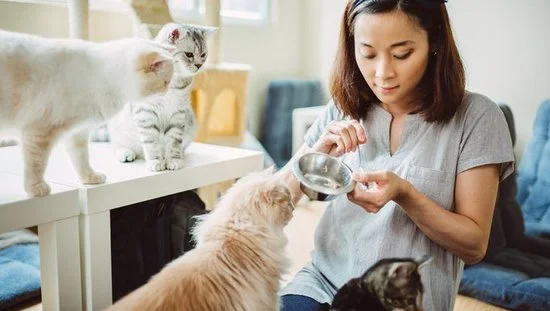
[{"xmin": 394, "ymin": 178, "xmax": 417, "ymax": 208}]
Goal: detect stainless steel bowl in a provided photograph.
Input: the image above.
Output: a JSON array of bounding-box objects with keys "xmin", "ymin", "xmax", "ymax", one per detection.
[{"xmin": 292, "ymin": 152, "xmax": 356, "ymax": 201}]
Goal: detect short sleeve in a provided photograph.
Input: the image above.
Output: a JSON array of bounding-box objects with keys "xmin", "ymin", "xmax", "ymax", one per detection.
[
  {"xmin": 303, "ymin": 101, "xmax": 346, "ymax": 148},
  {"xmin": 457, "ymin": 95, "xmax": 515, "ymax": 181}
]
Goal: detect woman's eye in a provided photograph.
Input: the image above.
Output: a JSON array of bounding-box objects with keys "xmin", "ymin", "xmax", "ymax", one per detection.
[
  {"xmin": 364, "ymin": 55, "xmax": 376, "ymax": 60},
  {"xmin": 394, "ymin": 52, "xmax": 412, "ymax": 60},
  {"xmin": 184, "ymin": 52, "xmax": 194, "ymax": 58}
]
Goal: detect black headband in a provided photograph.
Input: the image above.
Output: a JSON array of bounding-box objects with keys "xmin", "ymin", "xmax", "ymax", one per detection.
[{"xmin": 352, "ymin": 0, "xmax": 448, "ymax": 12}]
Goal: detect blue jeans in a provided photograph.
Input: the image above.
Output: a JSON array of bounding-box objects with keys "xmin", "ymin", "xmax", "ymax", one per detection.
[{"xmin": 280, "ymin": 294, "xmax": 330, "ymax": 311}]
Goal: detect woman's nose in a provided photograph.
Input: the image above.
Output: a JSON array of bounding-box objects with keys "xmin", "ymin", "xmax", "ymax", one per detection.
[{"xmin": 375, "ymin": 58, "xmax": 396, "ymax": 80}]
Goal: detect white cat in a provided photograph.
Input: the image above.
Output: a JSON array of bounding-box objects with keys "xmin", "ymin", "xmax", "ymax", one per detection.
[
  {"xmin": 108, "ymin": 23, "xmax": 215, "ymax": 171},
  {"xmin": 0, "ymin": 30, "xmax": 175, "ymax": 197}
]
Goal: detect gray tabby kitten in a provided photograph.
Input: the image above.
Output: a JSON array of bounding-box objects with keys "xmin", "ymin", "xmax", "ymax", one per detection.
[
  {"xmin": 330, "ymin": 255, "xmax": 432, "ymax": 311},
  {"xmin": 109, "ymin": 23, "xmax": 216, "ymax": 171}
]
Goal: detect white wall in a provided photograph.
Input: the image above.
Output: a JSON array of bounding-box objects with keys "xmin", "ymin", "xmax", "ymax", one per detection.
[
  {"xmin": 0, "ymin": 1, "xmax": 133, "ymax": 40},
  {"xmin": 220, "ymin": 0, "xmax": 303, "ymax": 136},
  {"xmin": 446, "ymin": 0, "xmax": 550, "ymax": 159},
  {"xmin": 305, "ymin": 0, "xmax": 347, "ymax": 85}
]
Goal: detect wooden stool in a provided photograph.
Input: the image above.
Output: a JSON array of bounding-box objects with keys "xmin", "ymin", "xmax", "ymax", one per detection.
[{"xmin": 191, "ymin": 62, "xmax": 252, "ymax": 209}]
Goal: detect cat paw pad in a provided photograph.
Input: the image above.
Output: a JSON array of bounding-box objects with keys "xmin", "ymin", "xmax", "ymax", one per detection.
[
  {"xmin": 82, "ymin": 172, "xmax": 107, "ymax": 184},
  {"xmin": 25, "ymin": 181, "xmax": 51, "ymax": 197},
  {"xmin": 116, "ymin": 149, "xmax": 136, "ymax": 163},
  {"xmin": 166, "ymin": 159, "xmax": 185, "ymax": 170},
  {"xmin": 147, "ymin": 160, "xmax": 166, "ymax": 172}
]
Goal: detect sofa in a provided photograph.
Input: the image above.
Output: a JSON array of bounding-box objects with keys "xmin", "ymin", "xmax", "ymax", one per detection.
[{"xmin": 459, "ymin": 101, "xmax": 550, "ymax": 311}]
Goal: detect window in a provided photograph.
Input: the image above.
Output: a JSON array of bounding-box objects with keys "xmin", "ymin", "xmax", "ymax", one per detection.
[
  {"xmin": 6, "ymin": 0, "xmax": 270, "ymax": 23},
  {"xmin": 6, "ymin": 0, "xmax": 129, "ymax": 13},
  {"xmin": 168, "ymin": 0, "xmax": 271, "ymax": 24}
]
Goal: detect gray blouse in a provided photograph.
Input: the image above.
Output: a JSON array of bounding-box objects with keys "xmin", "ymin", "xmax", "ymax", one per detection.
[{"xmin": 280, "ymin": 92, "xmax": 515, "ymax": 311}]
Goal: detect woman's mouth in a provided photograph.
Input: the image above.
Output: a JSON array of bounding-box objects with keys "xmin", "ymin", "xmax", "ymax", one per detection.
[{"xmin": 379, "ymin": 85, "xmax": 399, "ymax": 95}]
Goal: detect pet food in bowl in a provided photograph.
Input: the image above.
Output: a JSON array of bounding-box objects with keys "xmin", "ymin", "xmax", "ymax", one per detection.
[{"xmin": 292, "ymin": 152, "xmax": 356, "ymax": 201}]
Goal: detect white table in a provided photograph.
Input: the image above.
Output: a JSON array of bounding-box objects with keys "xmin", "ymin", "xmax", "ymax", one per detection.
[
  {"xmin": 0, "ymin": 173, "xmax": 82, "ymax": 311},
  {"xmin": 0, "ymin": 142, "xmax": 263, "ymax": 310}
]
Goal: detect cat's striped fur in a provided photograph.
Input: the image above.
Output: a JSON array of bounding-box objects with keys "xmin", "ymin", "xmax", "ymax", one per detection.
[
  {"xmin": 330, "ymin": 255, "xmax": 431, "ymax": 311},
  {"xmin": 109, "ymin": 23, "xmax": 215, "ymax": 171}
]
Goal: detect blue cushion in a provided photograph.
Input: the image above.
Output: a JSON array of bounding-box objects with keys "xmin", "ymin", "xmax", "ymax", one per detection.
[
  {"xmin": 260, "ymin": 79, "xmax": 324, "ymax": 168},
  {"xmin": 526, "ymin": 222, "xmax": 550, "ymax": 238},
  {"xmin": 517, "ymin": 100, "xmax": 550, "ymax": 225},
  {"xmin": 0, "ymin": 244, "xmax": 41, "ymax": 310},
  {"xmin": 460, "ymin": 263, "xmax": 550, "ymax": 311}
]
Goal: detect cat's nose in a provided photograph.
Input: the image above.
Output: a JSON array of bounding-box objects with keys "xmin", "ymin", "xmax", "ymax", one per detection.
[{"xmin": 195, "ymin": 64, "xmax": 202, "ymax": 69}]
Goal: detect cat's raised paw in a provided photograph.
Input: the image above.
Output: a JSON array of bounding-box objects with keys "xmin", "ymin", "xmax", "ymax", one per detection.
[
  {"xmin": 81, "ymin": 172, "xmax": 107, "ymax": 184},
  {"xmin": 116, "ymin": 148, "xmax": 137, "ymax": 163},
  {"xmin": 25, "ymin": 181, "xmax": 51, "ymax": 197},
  {"xmin": 147, "ymin": 159, "xmax": 166, "ymax": 172},
  {"xmin": 166, "ymin": 159, "xmax": 185, "ymax": 170}
]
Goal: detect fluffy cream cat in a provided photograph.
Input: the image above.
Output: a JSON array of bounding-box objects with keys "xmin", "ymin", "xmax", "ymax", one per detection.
[
  {"xmin": 0, "ymin": 30, "xmax": 174, "ymax": 196},
  {"xmin": 106, "ymin": 171, "xmax": 294, "ymax": 311}
]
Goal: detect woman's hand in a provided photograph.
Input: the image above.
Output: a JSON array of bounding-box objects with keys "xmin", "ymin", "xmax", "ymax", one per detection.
[
  {"xmin": 347, "ymin": 170, "xmax": 412, "ymax": 213},
  {"xmin": 311, "ymin": 120, "xmax": 367, "ymax": 156}
]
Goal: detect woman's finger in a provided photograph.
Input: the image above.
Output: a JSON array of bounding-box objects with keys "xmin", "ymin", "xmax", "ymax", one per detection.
[
  {"xmin": 327, "ymin": 123, "xmax": 353, "ymax": 153},
  {"xmin": 352, "ymin": 170, "xmax": 390, "ymax": 183},
  {"xmin": 350, "ymin": 120, "xmax": 367, "ymax": 144},
  {"xmin": 364, "ymin": 204, "xmax": 380, "ymax": 213},
  {"xmin": 348, "ymin": 195, "xmax": 379, "ymax": 213},
  {"xmin": 343, "ymin": 122, "xmax": 360, "ymax": 152},
  {"xmin": 321, "ymin": 133, "xmax": 345, "ymax": 156},
  {"xmin": 349, "ymin": 184, "xmax": 388, "ymax": 207}
]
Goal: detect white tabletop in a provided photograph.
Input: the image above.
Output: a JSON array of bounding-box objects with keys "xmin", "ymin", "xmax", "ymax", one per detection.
[
  {"xmin": 0, "ymin": 142, "xmax": 263, "ymax": 214},
  {"xmin": 0, "ymin": 172, "xmax": 80, "ymax": 234}
]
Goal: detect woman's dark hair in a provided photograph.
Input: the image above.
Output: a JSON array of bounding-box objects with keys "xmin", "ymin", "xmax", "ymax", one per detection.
[{"xmin": 329, "ymin": 0, "xmax": 465, "ymax": 123}]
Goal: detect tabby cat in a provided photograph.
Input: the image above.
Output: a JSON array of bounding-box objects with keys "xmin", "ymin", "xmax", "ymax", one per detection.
[
  {"xmin": 0, "ymin": 30, "xmax": 174, "ymax": 196},
  {"xmin": 330, "ymin": 255, "xmax": 432, "ymax": 311},
  {"xmin": 108, "ymin": 23, "xmax": 216, "ymax": 171}
]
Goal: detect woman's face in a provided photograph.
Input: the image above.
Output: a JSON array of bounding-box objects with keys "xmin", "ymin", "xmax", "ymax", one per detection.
[{"xmin": 354, "ymin": 10, "xmax": 430, "ymax": 109}]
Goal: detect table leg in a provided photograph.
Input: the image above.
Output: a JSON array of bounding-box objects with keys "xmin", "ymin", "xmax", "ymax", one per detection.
[
  {"xmin": 38, "ymin": 216, "xmax": 82, "ymax": 311},
  {"xmin": 80, "ymin": 211, "xmax": 112, "ymax": 311}
]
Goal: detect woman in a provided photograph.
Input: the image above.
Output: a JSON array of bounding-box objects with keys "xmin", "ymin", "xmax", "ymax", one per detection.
[{"xmin": 277, "ymin": 0, "xmax": 514, "ymax": 310}]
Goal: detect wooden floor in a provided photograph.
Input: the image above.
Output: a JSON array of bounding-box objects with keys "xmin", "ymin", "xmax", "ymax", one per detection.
[{"xmin": 15, "ymin": 199, "xmax": 508, "ymax": 311}]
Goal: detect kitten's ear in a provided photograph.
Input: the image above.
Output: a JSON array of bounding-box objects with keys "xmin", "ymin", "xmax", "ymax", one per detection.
[
  {"xmin": 415, "ymin": 254, "xmax": 432, "ymax": 270},
  {"xmin": 168, "ymin": 28, "xmax": 180, "ymax": 44},
  {"xmin": 388, "ymin": 262, "xmax": 417, "ymax": 280},
  {"xmin": 200, "ymin": 26, "xmax": 218, "ymax": 37},
  {"xmin": 156, "ymin": 23, "xmax": 183, "ymax": 44}
]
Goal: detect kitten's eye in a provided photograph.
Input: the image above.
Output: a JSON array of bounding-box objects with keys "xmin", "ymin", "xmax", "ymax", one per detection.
[
  {"xmin": 184, "ymin": 52, "xmax": 193, "ymax": 58},
  {"xmin": 201, "ymin": 53, "xmax": 206, "ymax": 58}
]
